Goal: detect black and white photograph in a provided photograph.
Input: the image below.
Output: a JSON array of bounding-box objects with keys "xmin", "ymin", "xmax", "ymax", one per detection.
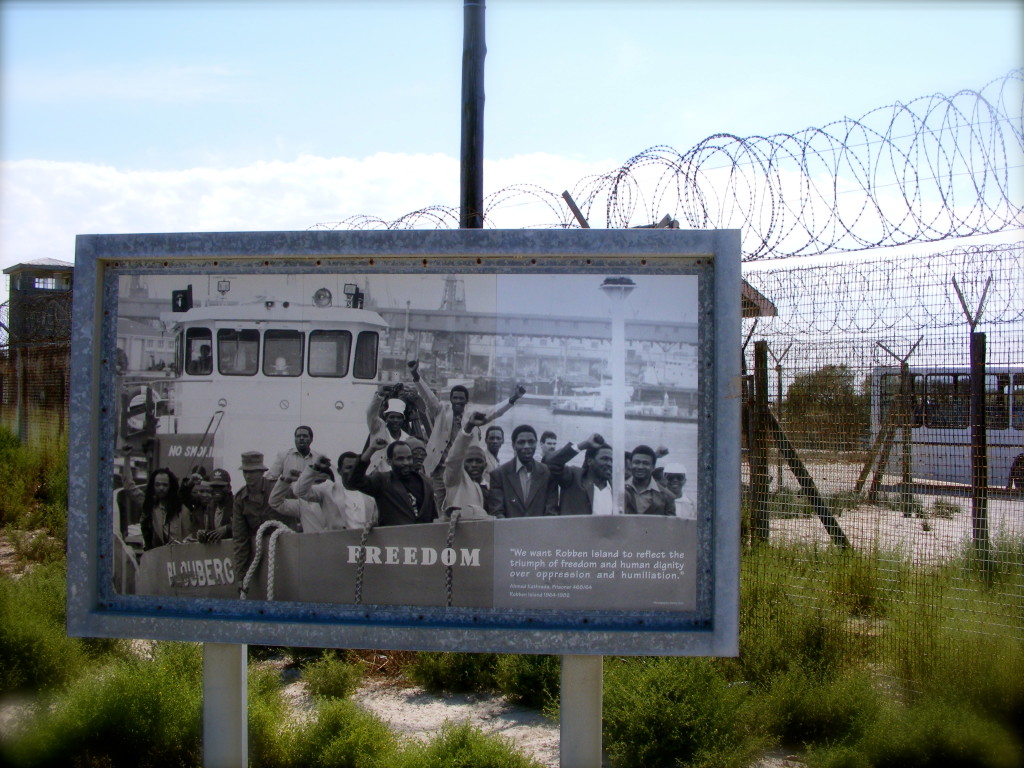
[{"xmin": 110, "ymin": 268, "xmax": 704, "ymax": 612}]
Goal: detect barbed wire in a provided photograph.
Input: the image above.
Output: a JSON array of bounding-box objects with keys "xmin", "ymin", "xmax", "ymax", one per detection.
[{"xmin": 313, "ymin": 70, "xmax": 1023, "ymax": 261}]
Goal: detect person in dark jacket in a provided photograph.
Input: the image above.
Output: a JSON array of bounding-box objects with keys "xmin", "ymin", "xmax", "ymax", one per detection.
[
  {"xmin": 348, "ymin": 436, "xmax": 436, "ymax": 526},
  {"xmin": 487, "ymin": 425, "xmax": 558, "ymax": 518},
  {"xmin": 543, "ymin": 434, "xmax": 617, "ymax": 516}
]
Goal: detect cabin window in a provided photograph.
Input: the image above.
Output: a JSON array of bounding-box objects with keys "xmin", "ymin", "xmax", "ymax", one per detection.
[
  {"xmin": 263, "ymin": 330, "xmax": 304, "ymax": 377},
  {"xmin": 924, "ymin": 374, "xmax": 969, "ymax": 429},
  {"xmin": 987, "ymin": 374, "xmax": 1009, "ymax": 430},
  {"xmin": 1012, "ymin": 374, "xmax": 1024, "ymax": 431},
  {"xmin": 353, "ymin": 331, "xmax": 379, "ymax": 379},
  {"xmin": 308, "ymin": 330, "xmax": 352, "ymax": 377},
  {"xmin": 184, "ymin": 328, "xmax": 213, "ymax": 375},
  {"xmin": 217, "ymin": 329, "xmax": 259, "ymax": 376}
]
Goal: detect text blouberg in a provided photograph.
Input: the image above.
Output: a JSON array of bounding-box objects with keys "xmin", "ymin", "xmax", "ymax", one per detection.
[{"xmin": 135, "ymin": 515, "xmax": 697, "ymax": 611}]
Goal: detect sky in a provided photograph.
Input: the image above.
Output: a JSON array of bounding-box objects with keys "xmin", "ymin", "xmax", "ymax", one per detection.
[{"xmin": 2, "ymin": 0, "xmax": 1022, "ymax": 305}]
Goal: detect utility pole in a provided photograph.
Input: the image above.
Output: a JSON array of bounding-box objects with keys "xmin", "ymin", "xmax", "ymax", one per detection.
[{"xmin": 460, "ymin": 0, "xmax": 485, "ymax": 229}]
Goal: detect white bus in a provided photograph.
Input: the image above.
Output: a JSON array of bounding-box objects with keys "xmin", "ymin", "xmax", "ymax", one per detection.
[
  {"xmin": 143, "ymin": 289, "xmax": 388, "ymax": 478},
  {"xmin": 871, "ymin": 366, "xmax": 1024, "ymax": 488}
]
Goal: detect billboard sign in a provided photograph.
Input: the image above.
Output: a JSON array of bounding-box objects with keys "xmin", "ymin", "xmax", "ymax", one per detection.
[{"xmin": 68, "ymin": 229, "xmax": 740, "ymax": 656}]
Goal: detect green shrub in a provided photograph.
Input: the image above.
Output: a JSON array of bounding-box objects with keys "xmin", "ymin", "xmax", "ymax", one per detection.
[
  {"xmin": 493, "ymin": 654, "xmax": 559, "ymax": 710},
  {"xmin": 603, "ymin": 657, "xmax": 765, "ymax": 768},
  {"xmin": 405, "ymin": 652, "xmax": 498, "ymax": 693},
  {"xmin": 809, "ymin": 699, "xmax": 1022, "ymax": 768},
  {"xmin": 1, "ymin": 642, "xmax": 203, "ymax": 768},
  {"xmin": 759, "ymin": 666, "xmax": 883, "ymax": 747},
  {"xmin": 392, "ymin": 721, "xmax": 542, "ymax": 768},
  {"xmin": 280, "ymin": 699, "xmax": 398, "ymax": 768},
  {"xmin": 303, "ymin": 651, "xmax": 365, "ymax": 700}
]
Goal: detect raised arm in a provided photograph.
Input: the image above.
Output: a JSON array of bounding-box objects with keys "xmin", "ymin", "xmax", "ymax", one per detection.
[
  {"xmin": 408, "ymin": 360, "xmax": 442, "ymax": 418},
  {"xmin": 483, "ymin": 383, "xmax": 527, "ymax": 424},
  {"xmin": 445, "ymin": 412, "xmax": 488, "ymax": 487}
]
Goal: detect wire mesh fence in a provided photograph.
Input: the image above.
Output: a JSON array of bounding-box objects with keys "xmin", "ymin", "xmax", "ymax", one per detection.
[{"xmin": 740, "ymin": 241, "xmax": 1023, "ymax": 683}]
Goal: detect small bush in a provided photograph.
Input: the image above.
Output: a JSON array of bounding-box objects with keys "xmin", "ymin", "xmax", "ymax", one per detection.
[
  {"xmin": 303, "ymin": 651, "xmax": 365, "ymax": 699},
  {"xmin": 493, "ymin": 654, "xmax": 559, "ymax": 710},
  {"xmin": 1, "ymin": 642, "xmax": 203, "ymax": 768},
  {"xmin": 928, "ymin": 498, "xmax": 961, "ymax": 519},
  {"xmin": 406, "ymin": 652, "xmax": 498, "ymax": 693},
  {"xmin": 603, "ymin": 657, "xmax": 765, "ymax": 768},
  {"xmin": 392, "ymin": 720, "xmax": 542, "ymax": 768},
  {"xmin": 759, "ymin": 666, "xmax": 883, "ymax": 747}
]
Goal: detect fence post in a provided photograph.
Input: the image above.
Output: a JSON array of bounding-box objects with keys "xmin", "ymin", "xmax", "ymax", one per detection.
[
  {"xmin": 560, "ymin": 654, "xmax": 603, "ymax": 768},
  {"xmin": 750, "ymin": 341, "xmax": 771, "ymax": 542},
  {"xmin": 898, "ymin": 362, "xmax": 915, "ymax": 517},
  {"xmin": 203, "ymin": 642, "xmax": 247, "ymax": 768},
  {"xmin": 969, "ymin": 331, "xmax": 991, "ymax": 573}
]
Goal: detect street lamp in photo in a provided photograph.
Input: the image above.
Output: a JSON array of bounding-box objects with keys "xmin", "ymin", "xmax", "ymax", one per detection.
[{"xmin": 600, "ymin": 277, "xmax": 636, "ymax": 505}]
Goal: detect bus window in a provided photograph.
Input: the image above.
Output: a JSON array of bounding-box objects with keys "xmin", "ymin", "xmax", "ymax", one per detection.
[
  {"xmin": 1013, "ymin": 374, "xmax": 1024, "ymax": 430},
  {"xmin": 263, "ymin": 330, "xmax": 304, "ymax": 377},
  {"xmin": 308, "ymin": 330, "xmax": 351, "ymax": 377},
  {"xmin": 879, "ymin": 372, "xmax": 922, "ymax": 426},
  {"xmin": 353, "ymin": 331, "xmax": 379, "ymax": 379},
  {"xmin": 924, "ymin": 374, "xmax": 969, "ymax": 429},
  {"xmin": 217, "ymin": 329, "xmax": 259, "ymax": 376},
  {"xmin": 184, "ymin": 328, "xmax": 213, "ymax": 375},
  {"xmin": 987, "ymin": 374, "xmax": 1009, "ymax": 430}
]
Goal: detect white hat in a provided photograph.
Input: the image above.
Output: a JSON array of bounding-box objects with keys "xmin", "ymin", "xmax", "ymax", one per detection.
[
  {"xmin": 662, "ymin": 462, "xmax": 687, "ymax": 476},
  {"xmin": 384, "ymin": 398, "xmax": 406, "ymax": 416}
]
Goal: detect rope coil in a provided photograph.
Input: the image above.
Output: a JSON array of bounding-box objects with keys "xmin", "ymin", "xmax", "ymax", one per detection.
[{"xmin": 239, "ymin": 519, "xmax": 293, "ymax": 601}]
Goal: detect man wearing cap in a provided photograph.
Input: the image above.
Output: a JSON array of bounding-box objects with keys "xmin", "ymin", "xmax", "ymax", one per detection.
[
  {"xmin": 624, "ymin": 444, "xmax": 675, "ymax": 516},
  {"xmin": 267, "ymin": 425, "xmax": 325, "ymax": 481},
  {"xmin": 661, "ymin": 462, "xmax": 697, "ymax": 519},
  {"xmin": 408, "ymin": 359, "xmax": 526, "ymax": 509},
  {"xmin": 543, "ymin": 433, "xmax": 618, "ymax": 516},
  {"xmin": 442, "ymin": 412, "xmax": 496, "ymax": 520},
  {"xmin": 233, "ymin": 451, "xmax": 298, "ymax": 593},
  {"xmin": 366, "ymin": 389, "xmax": 414, "ymax": 475},
  {"xmin": 200, "ymin": 468, "xmax": 233, "ymax": 542}
]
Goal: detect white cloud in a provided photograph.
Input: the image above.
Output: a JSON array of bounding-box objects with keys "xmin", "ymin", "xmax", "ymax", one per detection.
[{"xmin": 0, "ymin": 151, "xmax": 618, "ymax": 302}]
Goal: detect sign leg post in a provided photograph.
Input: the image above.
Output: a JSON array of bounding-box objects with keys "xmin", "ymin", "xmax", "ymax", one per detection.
[
  {"xmin": 560, "ymin": 654, "xmax": 603, "ymax": 768},
  {"xmin": 203, "ymin": 642, "xmax": 247, "ymax": 768}
]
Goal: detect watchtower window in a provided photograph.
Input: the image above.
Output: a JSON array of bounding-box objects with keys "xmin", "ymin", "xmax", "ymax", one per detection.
[
  {"xmin": 217, "ymin": 329, "xmax": 259, "ymax": 376},
  {"xmin": 264, "ymin": 330, "xmax": 304, "ymax": 377},
  {"xmin": 308, "ymin": 330, "xmax": 352, "ymax": 377},
  {"xmin": 34, "ymin": 277, "xmax": 57, "ymax": 290},
  {"xmin": 184, "ymin": 328, "xmax": 213, "ymax": 375},
  {"xmin": 353, "ymin": 331, "xmax": 379, "ymax": 379}
]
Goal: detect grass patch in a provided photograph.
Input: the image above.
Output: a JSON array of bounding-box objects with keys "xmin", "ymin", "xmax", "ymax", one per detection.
[{"xmin": 493, "ymin": 654, "xmax": 559, "ymax": 711}]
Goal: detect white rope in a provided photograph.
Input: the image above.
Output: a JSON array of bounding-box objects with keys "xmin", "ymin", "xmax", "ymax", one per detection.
[{"xmin": 239, "ymin": 520, "xmax": 293, "ymax": 600}]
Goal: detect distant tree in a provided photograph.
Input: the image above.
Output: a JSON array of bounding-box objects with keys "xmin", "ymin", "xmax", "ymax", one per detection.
[{"xmin": 782, "ymin": 364, "xmax": 869, "ymax": 451}]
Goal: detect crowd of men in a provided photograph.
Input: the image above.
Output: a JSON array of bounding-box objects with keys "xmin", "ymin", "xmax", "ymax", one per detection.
[{"xmin": 118, "ymin": 360, "xmax": 696, "ymax": 593}]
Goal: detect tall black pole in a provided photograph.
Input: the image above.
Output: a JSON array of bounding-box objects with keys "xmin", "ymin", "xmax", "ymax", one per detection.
[{"xmin": 460, "ymin": 0, "xmax": 485, "ymax": 229}]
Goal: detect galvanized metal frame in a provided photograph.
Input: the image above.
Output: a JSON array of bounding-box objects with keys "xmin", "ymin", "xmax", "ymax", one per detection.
[{"xmin": 68, "ymin": 229, "xmax": 740, "ymax": 656}]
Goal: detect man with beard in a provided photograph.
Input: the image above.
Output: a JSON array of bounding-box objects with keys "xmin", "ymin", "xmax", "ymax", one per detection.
[
  {"xmin": 543, "ymin": 434, "xmax": 617, "ymax": 516},
  {"xmin": 487, "ymin": 425, "xmax": 558, "ymax": 518},
  {"xmin": 348, "ymin": 437, "xmax": 436, "ymax": 526},
  {"xmin": 408, "ymin": 360, "xmax": 526, "ymax": 510},
  {"xmin": 624, "ymin": 444, "xmax": 675, "ymax": 515},
  {"xmin": 442, "ymin": 411, "xmax": 495, "ymax": 520}
]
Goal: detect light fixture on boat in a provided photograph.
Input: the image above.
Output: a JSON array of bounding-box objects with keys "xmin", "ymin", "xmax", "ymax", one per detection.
[
  {"xmin": 313, "ymin": 288, "xmax": 333, "ymax": 307},
  {"xmin": 343, "ymin": 283, "xmax": 364, "ymax": 309},
  {"xmin": 217, "ymin": 280, "xmax": 230, "ymax": 296}
]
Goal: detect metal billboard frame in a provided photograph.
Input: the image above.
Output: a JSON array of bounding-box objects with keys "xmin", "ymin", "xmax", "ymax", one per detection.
[{"xmin": 68, "ymin": 228, "xmax": 740, "ymax": 656}]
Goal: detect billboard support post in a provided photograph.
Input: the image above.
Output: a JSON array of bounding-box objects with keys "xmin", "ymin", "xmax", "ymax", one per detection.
[
  {"xmin": 203, "ymin": 642, "xmax": 247, "ymax": 768},
  {"xmin": 560, "ymin": 654, "xmax": 603, "ymax": 768}
]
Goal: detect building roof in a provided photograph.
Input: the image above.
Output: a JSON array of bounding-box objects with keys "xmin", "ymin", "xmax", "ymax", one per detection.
[{"xmin": 3, "ymin": 258, "xmax": 75, "ymax": 274}]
